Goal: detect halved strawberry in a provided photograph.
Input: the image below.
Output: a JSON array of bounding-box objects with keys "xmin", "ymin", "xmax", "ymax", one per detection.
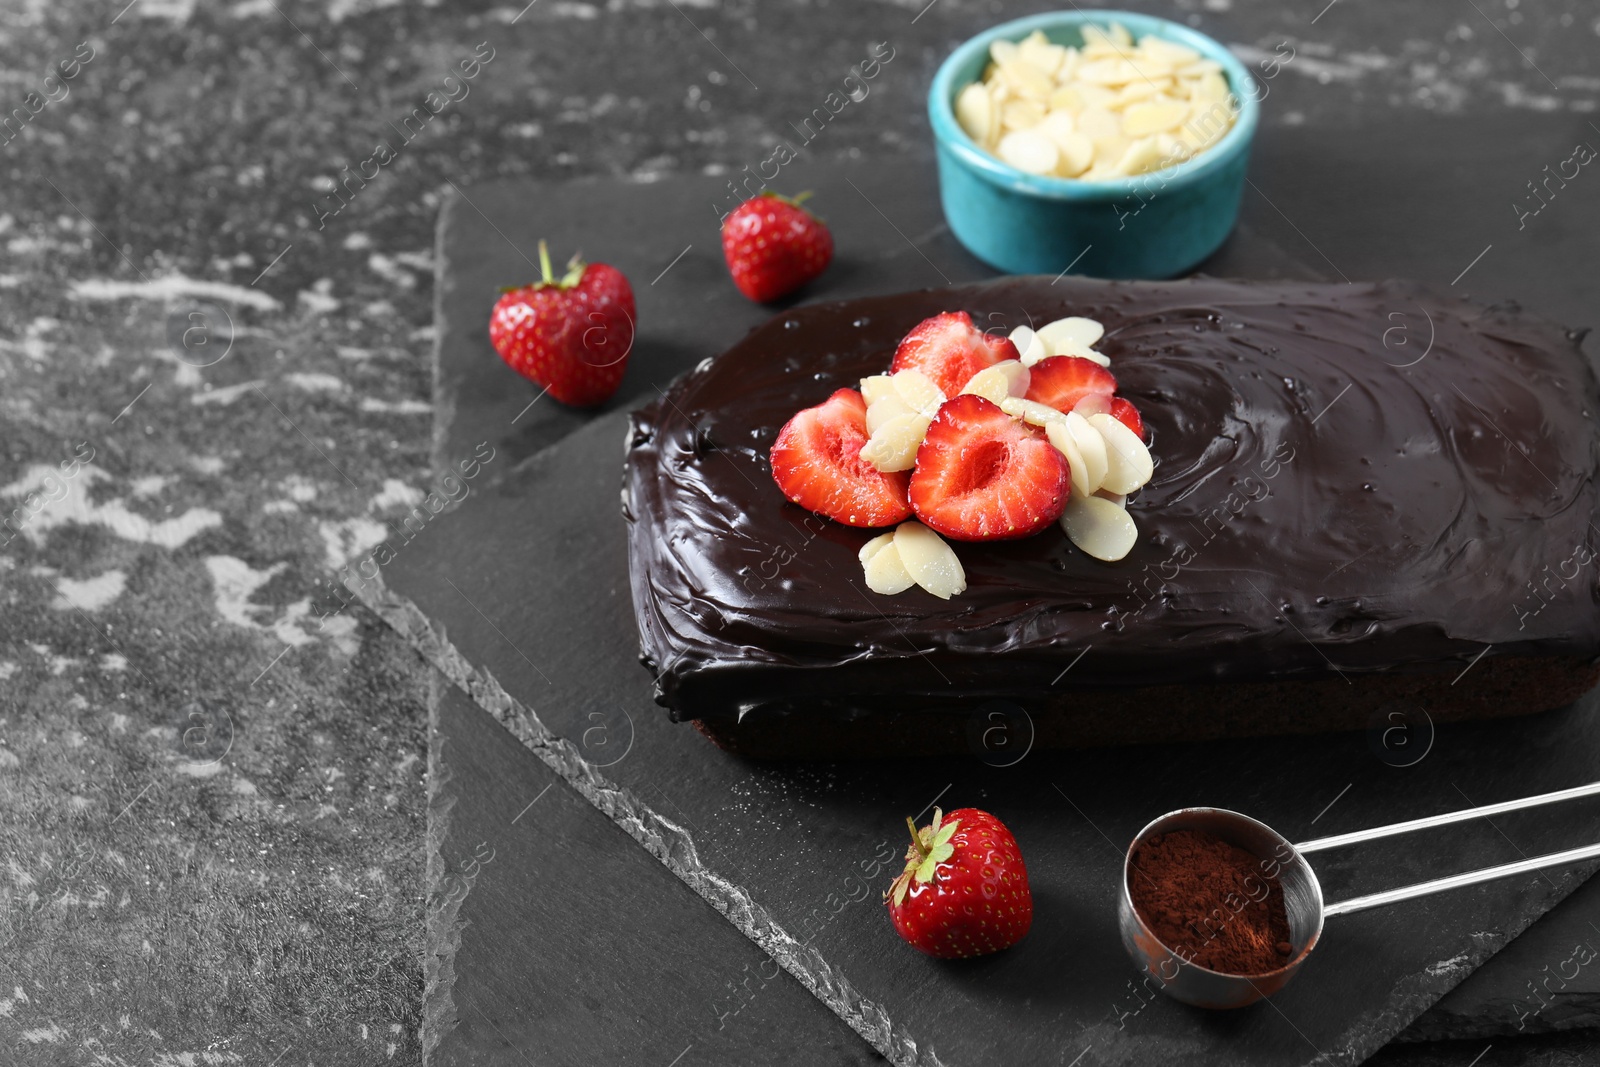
[
  {"xmin": 1024, "ymin": 355, "xmax": 1117, "ymax": 415},
  {"xmin": 890, "ymin": 311, "xmax": 1019, "ymax": 398},
  {"xmin": 909, "ymin": 394, "xmax": 1069, "ymax": 541},
  {"xmin": 1111, "ymin": 396, "xmax": 1146, "ymax": 439},
  {"xmin": 770, "ymin": 388, "xmax": 913, "ymax": 528}
]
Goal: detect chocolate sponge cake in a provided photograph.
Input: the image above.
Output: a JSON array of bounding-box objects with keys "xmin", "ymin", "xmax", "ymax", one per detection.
[{"xmin": 624, "ymin": 277, "xmax": 1600, "ymax": 758}]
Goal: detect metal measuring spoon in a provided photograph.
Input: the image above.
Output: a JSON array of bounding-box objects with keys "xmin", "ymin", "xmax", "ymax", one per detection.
[{"xmin": 1118, "ymin": 781, "xmax": 1600, "ymax": 1009}]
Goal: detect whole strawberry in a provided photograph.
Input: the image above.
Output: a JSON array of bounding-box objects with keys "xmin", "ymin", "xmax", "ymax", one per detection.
[
  {"xmin": 887, "ymin": 807, "xmax": 1032, "ymax": 959},
  {"xmin": 721, "ymin": 191, "xmax": 833, "ymax": 303},
  {"xmin": 489, "ymin": 240, "xmax": 636, "ymax": 407}
]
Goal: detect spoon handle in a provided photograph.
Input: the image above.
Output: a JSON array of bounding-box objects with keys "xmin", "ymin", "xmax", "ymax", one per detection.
[
  {"xmin": 1323, "ymin": 841, "xmax": 1600, "ymax": 917},
  {"xmin": 1297, "ymin": 780, "xmax": 1600, "ymax": 854}
]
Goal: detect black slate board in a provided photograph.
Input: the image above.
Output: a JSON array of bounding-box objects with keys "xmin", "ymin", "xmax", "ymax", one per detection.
[
  {"xmin": 396, "ymin": 115, "xmax": 1600, "ymax": 1066},
  {"xmin": 396, "ymin": 408, "xmax": 1600, "ymax": 1066},
  {"xmin": 423, "ymin": 677, "xmax": 877, "ymax": 1065}
]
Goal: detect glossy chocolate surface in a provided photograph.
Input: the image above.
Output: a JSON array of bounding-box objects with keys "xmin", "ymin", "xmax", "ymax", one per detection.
[{"xmin": 624, "ymin": 277, "xmax": 1600, "ymax": 721}]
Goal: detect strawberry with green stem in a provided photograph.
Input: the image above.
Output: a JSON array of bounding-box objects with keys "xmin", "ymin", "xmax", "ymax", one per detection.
[
  {"xmin": 721, "ymin": 191, "xmax": 834, "ymax": 303},
  {"xmin": 887, "ymin": 807, "xmax": 1033, "ymax": 959},
  {"xmin": 489, "ymin": 239, "xmax": 636, "ymax": 407}
]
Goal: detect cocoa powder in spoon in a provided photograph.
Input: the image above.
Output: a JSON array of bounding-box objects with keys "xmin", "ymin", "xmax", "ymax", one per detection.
[{"xmin": 1129, "ymin": 828, "xmax": 1293, "ymax": 976}]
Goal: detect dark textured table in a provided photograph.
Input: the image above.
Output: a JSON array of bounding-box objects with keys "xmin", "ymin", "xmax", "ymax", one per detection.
[{"xmin": 2, "ymin": 0, "xmax": 1597, "ymax": 1064}]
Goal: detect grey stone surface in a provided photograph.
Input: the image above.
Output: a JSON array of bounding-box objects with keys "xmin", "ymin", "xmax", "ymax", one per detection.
[{"xmin": 1, "ymin": 0, "xmax": 1596, "ymax": 1063}]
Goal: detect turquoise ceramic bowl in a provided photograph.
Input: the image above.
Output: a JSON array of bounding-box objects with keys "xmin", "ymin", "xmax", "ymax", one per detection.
[{"xmin": 929, "ymin": 10, "xmax": 1259, "ymax": 279}]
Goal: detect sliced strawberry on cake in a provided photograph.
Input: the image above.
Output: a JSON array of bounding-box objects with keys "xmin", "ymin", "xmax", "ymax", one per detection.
[
  {"xmin": 1024, "ymin": 355, "xmax": 1117, "ymax": 415},
  {"xmin": 1110, "ymin": 396, "xmax": 1146, "ymax": 439},
  {"xmin": 909, "ymin": 394, "xmax": 1070, "ymax": 541},
  {"xmin": 891, "ymin": 311, "xmax": 1020, "ymax": 398},
  {"xmin": 770, "ymin": 388, "xmax": 913, "ymax": 528}
]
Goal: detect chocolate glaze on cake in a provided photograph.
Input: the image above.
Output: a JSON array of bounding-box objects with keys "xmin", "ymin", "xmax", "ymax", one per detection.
[{"xmin": 624, "ymin": 277, "xmax": 1600, "ymax": 743}]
